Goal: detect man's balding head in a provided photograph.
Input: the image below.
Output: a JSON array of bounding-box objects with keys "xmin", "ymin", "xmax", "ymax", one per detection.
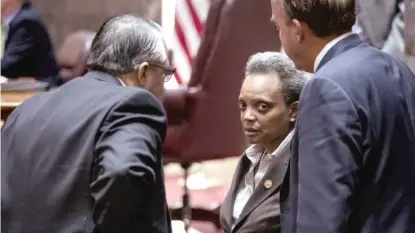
[
  {"xmin": 87, "ymin": 14, "xmax": 172, "ymax": 101},
  {"xmin": 87, "ymin": 14, "xmax": 167, "ymax": 77}
]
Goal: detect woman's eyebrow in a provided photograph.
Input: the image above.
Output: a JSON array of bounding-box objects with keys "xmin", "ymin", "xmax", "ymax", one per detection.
[{"xmin": 251, "ymin": 97, "xmax": 276, "ymax": 103}]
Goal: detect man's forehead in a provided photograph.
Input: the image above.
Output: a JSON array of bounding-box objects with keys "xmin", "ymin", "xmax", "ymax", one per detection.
[
  {"xmin": 271, "ymin": 0, "xmax": 286, "ymax": 20},
  {"xmin": 270, "ymin": 0, "xmax": 279, "ymax": 8}
]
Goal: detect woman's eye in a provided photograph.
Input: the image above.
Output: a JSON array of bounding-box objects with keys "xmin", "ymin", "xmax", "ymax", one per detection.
[
  {"xmin": 258, "ymin": 103, "xmax": 269, "ymax": 111},
  {"xmin": 239, "ymin": 102, "xmax": 246, "ymax": 110}
]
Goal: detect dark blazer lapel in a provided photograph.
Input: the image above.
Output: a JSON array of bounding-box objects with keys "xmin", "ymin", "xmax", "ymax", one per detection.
[
  {"xmin": 221, "ymin": 156, "xmax": 250, "ymax": 232},
  {"xmin": 317, "ymin": 33, "xmax": 364, "ymax": 72},
  {"xmin": 233, "ymin": 146, "xmax": 290, "ymax": 231}
]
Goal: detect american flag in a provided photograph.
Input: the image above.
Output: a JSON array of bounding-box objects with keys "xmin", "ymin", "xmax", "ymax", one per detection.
[{"xmin": 165, "ymin": 0, "xmax": 211, "ymax": 89}]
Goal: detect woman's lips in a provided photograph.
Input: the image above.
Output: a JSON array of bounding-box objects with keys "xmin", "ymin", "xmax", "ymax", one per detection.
[{"xmin": 244, "ymin": 128, "xmax": 259, "ymax": 136}]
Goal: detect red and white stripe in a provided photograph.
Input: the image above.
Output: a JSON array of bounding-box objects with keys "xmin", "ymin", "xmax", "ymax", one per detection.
[{"xmin": 164, "ymin": 0, "xmax": 210, "ymax": 89}]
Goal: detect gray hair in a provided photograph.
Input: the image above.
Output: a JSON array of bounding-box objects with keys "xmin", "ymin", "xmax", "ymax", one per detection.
[
  {"xmin": 245, "ymin": 52, "xmax": 308, "ymax": 105},
  {"xmin": 87, "ymin": 14, "xmax": 166, "ymax": 77}
]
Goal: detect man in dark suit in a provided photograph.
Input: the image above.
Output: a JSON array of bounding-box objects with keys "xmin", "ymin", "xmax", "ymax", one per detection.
[
  {"xmin": 1, "ymin": 0, "xmax": 61, "ymax": 86},
  {"xmin": 270, "ymin": 0, "xmax": 415, "ymax": 232},
  {"xmin": 1, "ymin": 14, "xmax": 175, "ymax": 232}
]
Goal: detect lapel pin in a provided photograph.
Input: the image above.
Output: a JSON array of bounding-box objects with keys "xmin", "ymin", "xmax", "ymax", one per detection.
[{"xmin": 264, "ymin": 179, "xmax": 272, "ymax": 189}]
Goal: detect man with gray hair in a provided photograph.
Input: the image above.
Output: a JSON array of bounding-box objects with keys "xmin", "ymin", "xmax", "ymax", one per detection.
[{"xmin": 1, "ymin": 14, "xmax": 174, "ymax": 232}]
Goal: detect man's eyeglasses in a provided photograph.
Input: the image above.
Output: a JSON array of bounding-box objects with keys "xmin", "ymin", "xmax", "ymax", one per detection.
[
  {"xmin": 149, "ymin": 63, "xmax": 176, "ymax": 82},
  {"xmin": 134, "ymin": 63, "xmax": 176, "ymax": 82}
]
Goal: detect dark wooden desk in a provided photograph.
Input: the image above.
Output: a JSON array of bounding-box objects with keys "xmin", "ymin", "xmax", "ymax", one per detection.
[{"xmin": 1, "ymin": 80, "xmax": 48, "ymax": 123}]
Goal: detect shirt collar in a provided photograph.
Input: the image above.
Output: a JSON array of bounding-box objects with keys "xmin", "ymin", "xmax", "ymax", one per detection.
[
  {"xmin": 245, "ymin": 130, "xmax": 294, "ymax": 164},
  {"xmin": 313, "ymin": 32, "xmax": 353, "ymax": 72},
  {"xmin": 117, "ymin": 78, "xmax": 126, "ymax": 87}
]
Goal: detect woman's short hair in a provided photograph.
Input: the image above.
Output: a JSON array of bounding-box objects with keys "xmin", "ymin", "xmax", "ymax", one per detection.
[{"xmin": 245, "ymin": 51, "xmax": 309, "ymax": 105}]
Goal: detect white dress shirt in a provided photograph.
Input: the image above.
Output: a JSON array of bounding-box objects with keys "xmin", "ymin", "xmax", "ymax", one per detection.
[
  {"xmin": 232, "ymin": 130, "xmax": 294, "ymax": 226},
  {"xmin": 313, "ymin": 32, "xmax": 354, "ymax": 72}
]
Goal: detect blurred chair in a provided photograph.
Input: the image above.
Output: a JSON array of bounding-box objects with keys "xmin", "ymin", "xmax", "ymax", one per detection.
[
  {"xmin": 57, "ymin": 30, "xmax": 95, "ymax": 83},
  {"xmin": 163, "ymin": 0, "xmax": 280, "ymax": 230}
]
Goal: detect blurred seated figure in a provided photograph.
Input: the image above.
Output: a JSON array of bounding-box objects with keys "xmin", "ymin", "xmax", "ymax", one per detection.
[
  {"xmin": 1, "ymin": 0, "xmax": 61, "ymax": 86},
  {"xmin": 353, "ymin": 0, "xmax": 410, "ymax": 69},
  {"xmin": 353, "ymin": 0, "xmax": 401, "ymax": 50},
  {"xmin": 405, "ymin": 0, "xmax": 415, "ymax": 72},
  {"xmin": 57, "ymin": 30, "xmax": 96, "ymax": 83},
  {"xmin": 220, "ymin": 52, "xmax": 308, "ymax": 233}
]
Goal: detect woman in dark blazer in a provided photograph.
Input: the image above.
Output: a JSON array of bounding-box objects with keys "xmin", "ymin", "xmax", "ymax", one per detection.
[{"xmin": 219, "ymin": 52, "xmax": 308, "ymax": 232}]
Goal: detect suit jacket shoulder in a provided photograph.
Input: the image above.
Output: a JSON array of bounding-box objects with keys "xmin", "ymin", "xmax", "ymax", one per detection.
[
  {"xmin": 2, "ymin": 3, "xmax": 59, "ymax": 84},
  {"xmin": 6, "ymin": 4, "xmax": 47, "ymax": 44},
  {"xmin": 100, "ymin": 86, "xmax": 167, "ymax": 141},
  {"xmin": 1, "ymin": 72, "xmax": 171, "ymax": 232}
]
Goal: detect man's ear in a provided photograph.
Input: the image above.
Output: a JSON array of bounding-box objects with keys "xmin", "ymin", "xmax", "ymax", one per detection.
[
  {"xmin": 292, "ymin": 19, "xmax": 305, "ymax": 43},
  {"xmin": 289, "ymin": 101, "xmax": 299, "ymax": 123},
  {"xmin": 137, "ymin": 62, "xmax": 149, "ymax": 86}
]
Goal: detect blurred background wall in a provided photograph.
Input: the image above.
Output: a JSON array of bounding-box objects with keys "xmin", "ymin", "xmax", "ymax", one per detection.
[{"xmin": 31, "ymin": 0, "xmax": 161, "ymax": 50}]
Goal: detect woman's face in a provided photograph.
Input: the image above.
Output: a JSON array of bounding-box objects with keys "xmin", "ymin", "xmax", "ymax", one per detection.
[{"xmin": 238, "ymin": 73, "xmax": 295, "ymax": 147}]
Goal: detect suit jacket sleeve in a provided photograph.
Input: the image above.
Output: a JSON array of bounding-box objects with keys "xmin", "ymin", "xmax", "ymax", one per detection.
[
  {"xmin": 90, "ymin": 89, "xmax": 167, "ymax": 232},
  {"xmin": 295, "ymin": 77, "xmax": 362, "ymax": 232},
  {"xmin": 1, "ymin": 19, "xmax": 38, "ymax": 78}
]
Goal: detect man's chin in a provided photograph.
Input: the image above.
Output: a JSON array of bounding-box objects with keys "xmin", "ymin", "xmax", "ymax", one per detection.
[{"xmin": 246, "ymin": 136, "xmax": 261, "ymax": 145}]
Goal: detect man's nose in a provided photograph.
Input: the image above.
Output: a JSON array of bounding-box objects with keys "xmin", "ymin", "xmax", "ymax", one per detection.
[{"xmin": 242, "ymin": 108, "xmax": 256, "ymax": 121}]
